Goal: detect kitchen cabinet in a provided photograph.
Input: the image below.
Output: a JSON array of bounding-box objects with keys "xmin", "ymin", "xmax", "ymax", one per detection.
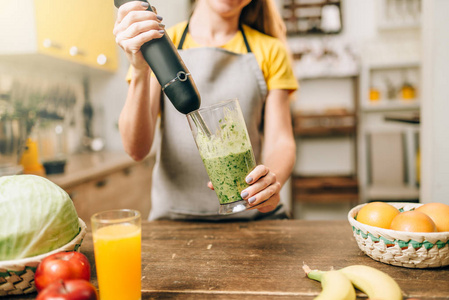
[
  {"xmin": 358, "ymin": 60, "xmax": 420, "ymax": 203},
  {"xmin": 47, "ymin": 152, "xmax": 155, "ymax": 228},
  {"xmin": 360, "ymin": 61, "xmax": 420, "ymax": 112},
  {"xmin": 355, "ymin": 0, "xmax": 422, "ymax": 204},
  {"xmin": 0, "ymin": 0, "xmax": 118, "ymax": 72},
  {"xmin": 66, "ymin": 161, "xmax": 153, "ymax": 228}
]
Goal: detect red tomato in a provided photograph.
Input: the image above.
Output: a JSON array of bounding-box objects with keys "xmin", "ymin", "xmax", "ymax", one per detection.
[
  {"xmin": 36, "ymin": 279, "xmax": 98, "ymax": 300},
  {"xmin": 35, "ymin": 251, "xmax": 91, "ymax": 292}
]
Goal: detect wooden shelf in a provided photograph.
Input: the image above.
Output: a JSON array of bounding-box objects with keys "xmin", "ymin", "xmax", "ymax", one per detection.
[
  {"xmin": 361, "ymin": 101, "xmax": 420, "ymax": 112},
  {"xmin": 366, "ymin": 60, "xmax": 420, "ymax": 70},
  {"xmin": 366, "ymin": 184, "xmax": 419, "ymax": 201},
  {"xmin": 293, "ymin": 111, "xmax": 356, "ymax": 137},
  {"xmin": 292, "ymin": 175, "xmax": 359, "ymax": 205},
  {"xmin": 282, "ymin": 0, "xmax": 343, "ymax": 36},
  {"xmin": 294, "ymin": 71, "xmax": 360, "ymax": 80}
]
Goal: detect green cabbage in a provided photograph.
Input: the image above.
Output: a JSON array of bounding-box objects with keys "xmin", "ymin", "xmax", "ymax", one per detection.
[{"xmin": 0, "ymin": 175, "xmax": 80, "ymax": 261}]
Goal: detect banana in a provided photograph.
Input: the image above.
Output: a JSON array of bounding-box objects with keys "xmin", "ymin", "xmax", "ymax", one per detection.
[
  {"xmin": 340, "ymin": 265, "xmax": 403, "ymax": 300},
  {"xmin": 303, "ymin": 265, "xmax": 356, "ymax": 300}
]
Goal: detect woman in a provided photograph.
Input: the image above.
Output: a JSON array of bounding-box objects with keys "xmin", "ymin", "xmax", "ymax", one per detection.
[{"xmin": 113, "ymin": 0, "xmax": 298, "ymax": 220}]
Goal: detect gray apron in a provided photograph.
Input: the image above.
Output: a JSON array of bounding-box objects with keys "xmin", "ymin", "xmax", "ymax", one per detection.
[{"xmin": 149, "ymin": 24, "xmax": 282, "ymax": 221}]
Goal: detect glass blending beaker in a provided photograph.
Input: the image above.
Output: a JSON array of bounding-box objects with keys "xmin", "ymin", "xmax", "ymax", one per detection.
[{"xmin": 187, "ymin": 98, "xmax": 256, "ymax": 215}]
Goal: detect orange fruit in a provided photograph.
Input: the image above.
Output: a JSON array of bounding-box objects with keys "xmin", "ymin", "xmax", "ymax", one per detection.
[
  {"xmin": 415, "ymin": 202, "xmax": 449, "ymax": 232},
  {"xmin": 390, "ymin": 211, "xmax": 437, "ymax": 232},
  {"xmin": 356, "ymin": 202, "xmax": 400, "ymax": 229}
]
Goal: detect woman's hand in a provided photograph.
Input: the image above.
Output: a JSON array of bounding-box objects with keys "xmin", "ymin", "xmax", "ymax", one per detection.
[
  {"xmin": 207, "ymin": 164, "xmax": 281, "ymax": 213},
  {"xmin": 240, "ymin": 165, "xmax": 281, "ymax": 213},
  {"xmin": 113, "ymin": 1, "xmax": 165, "ymax": 72}
]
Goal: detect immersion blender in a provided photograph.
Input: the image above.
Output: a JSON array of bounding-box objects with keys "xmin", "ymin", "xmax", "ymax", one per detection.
[{"xmin": 114, "ymin": 0, "xmax": 210, "ymax": 134}]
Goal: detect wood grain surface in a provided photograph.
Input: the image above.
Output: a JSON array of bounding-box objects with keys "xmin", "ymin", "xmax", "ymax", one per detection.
[{"xmin": 14, "ymin": 220, "xmax": 449, "ymax": 299}]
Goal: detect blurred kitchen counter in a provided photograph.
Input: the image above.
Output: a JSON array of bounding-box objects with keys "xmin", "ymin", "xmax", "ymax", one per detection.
[
  {"xmin": 46, "ymin": 151, "xmax": 155, "ymax": 225},
  {"xmin": 46, "ymin": 151, "xmax": 152, "ymax": 189}
]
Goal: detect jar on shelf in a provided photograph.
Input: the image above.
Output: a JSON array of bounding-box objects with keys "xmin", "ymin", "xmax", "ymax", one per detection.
[
  {"xmin": 369, "ymin": 87, "xmax": 381, "ymax": 102},
  {"xmin": 401, "ymin": 82, "xmax": 416, "ymax": 100},
  {"xmin": 385, "ymin": 78, "xmax": 398, "ymax": 100}
]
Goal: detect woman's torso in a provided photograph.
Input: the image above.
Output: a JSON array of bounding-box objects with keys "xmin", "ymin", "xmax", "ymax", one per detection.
[{"xmin": 149, "ymin": 23, "xmax": 296, "ymax": 221}]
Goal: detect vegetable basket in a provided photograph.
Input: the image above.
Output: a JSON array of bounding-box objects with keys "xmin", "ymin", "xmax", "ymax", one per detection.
[
  {"xmin": 348, "ymin": 202, "xmax": 449, "ymax": 268},
  {"xmin": 0, "ymin": 218, "xmax": 87, "ymax": 296}
]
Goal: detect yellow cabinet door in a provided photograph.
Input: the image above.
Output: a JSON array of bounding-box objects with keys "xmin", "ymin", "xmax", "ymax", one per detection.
[
  {"xmin": 34, "ymin": 0, "xmax": 117, "ymax": 71},
  {"xmin": 83, "ymin": 1, "xmax": 119, "ymax": 71}
]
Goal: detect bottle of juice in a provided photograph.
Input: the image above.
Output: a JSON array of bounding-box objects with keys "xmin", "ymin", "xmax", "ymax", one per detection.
[{"xmin": 20, "ymin": 137, "xmax": 45, "ymax": 176}]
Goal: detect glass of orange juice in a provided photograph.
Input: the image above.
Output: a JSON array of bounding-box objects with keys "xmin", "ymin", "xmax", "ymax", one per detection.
[{"xmin": 91, "ymin": 209, "xmax": 141, "ymax": 300}]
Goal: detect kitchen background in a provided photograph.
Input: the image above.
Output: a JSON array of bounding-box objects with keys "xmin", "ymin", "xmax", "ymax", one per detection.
[{"xmin": 0, "ymin": 0, "xmax": 448, "ymax": 223}]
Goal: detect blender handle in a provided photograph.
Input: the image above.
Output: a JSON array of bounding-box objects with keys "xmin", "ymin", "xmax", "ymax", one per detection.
[{"xmin": 114, "ymin": 0, "xmax": 201, "ymax": 114}]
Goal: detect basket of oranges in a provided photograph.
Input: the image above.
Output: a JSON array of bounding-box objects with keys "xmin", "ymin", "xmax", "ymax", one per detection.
[{"xmin": 348, "ymin": 202, "xmax": 449, "ymax": 268}]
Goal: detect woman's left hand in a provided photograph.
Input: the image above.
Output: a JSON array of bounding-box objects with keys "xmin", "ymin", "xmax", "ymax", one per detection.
[
  {"xmin": 207, "ymin": 165, "xmax": 281, "ymax": 213},
  {"xmin": 240, "ymin": 165, "xmax": 281, "ymax": 213}
]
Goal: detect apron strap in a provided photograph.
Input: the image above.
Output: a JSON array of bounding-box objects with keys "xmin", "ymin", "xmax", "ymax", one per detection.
[
  {"xmin": 178, "ymin": 23, "xmax": 252, "ymax": 53},
  {"xmin": 239, "ymin": 23, "xmax": 252, "ymax": 53},
  {"xmin": 177, "ymin": 23, "xmax": 190, "ymax": 50}
]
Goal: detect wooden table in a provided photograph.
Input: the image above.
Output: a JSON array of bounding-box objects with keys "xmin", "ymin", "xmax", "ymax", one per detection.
[{"xmin": 14, "ymin": 220, "xmax": 449, "ymax": 299}]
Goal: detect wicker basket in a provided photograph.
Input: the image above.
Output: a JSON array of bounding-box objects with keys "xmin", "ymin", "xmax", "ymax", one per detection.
[
  {"xmin": 348, "ymin": 203, "xmax": 449, "ymax": 268},
  {"xmin": 0, "ymin": 218, "xmax": 87, "ymax": 296}
]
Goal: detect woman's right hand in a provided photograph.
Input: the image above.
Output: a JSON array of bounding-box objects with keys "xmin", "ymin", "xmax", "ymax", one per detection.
[{"xmin": 113, "ymin": 1, "xmax": 165, "ymax": 72}]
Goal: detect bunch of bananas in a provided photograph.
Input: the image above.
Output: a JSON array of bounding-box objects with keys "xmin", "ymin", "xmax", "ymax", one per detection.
[{"xmin": 303, "ymin": 264, "xmax": 403, "ymax": 300}]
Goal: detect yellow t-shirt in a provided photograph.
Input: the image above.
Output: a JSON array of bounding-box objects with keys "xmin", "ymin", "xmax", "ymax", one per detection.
[{"xmin": 127, "ymin": 21, "xmax": 298, "ymax": 92}]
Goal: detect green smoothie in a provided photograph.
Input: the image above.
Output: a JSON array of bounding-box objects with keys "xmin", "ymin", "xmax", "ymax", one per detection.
[
  {"xmin": 194, "ymin": 106, "xmax": 256, "ymax": 205},
  {"xmin": 202, "ymin": 148, "xmax": 255, "ymax": 204}
]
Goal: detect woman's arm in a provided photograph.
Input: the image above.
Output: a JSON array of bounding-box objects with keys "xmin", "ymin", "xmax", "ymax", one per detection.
[
  {"xmin": 261, "ymin": 89, "xmax": 296, "ymax": 187},
  {"xmin": 113, "ymin": 1, "xmax": 165, "ymax": 161},
  {"xmin": 118, "ymin": 73, "xmax": 161, "ymax": 161},
  {"xmin": 240, "ymin": 89, "xmax": 296, "ymax": 213}
]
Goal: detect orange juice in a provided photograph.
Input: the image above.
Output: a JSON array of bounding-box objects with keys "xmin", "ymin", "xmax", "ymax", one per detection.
[{"xmin": 93, "ymin": 223, "xmax": 141, "ymax": 300}]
